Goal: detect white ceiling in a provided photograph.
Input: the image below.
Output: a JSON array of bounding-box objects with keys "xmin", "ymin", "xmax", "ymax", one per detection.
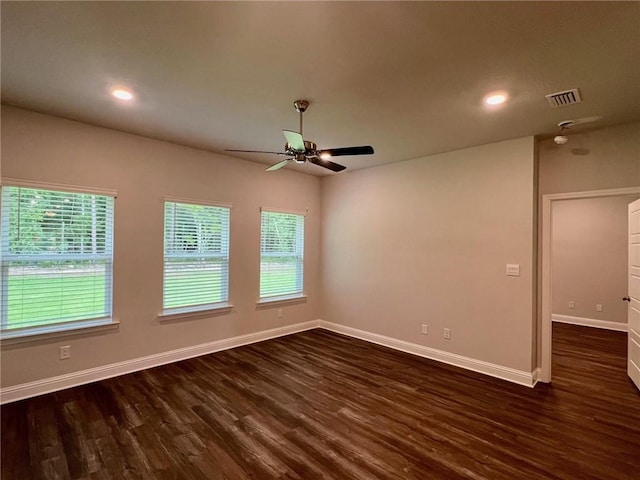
[{"xmin": 2, "ymin": 1, "xmax": 639, "ymax": 175}]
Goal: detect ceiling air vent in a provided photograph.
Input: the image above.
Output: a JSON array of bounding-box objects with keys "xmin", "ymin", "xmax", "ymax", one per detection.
[{"xmin": 545, "ymin": 88, "xmax": 582, "ymax": 108}]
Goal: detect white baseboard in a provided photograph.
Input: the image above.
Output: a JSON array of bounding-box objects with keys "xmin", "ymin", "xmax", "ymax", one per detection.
[
  {"xmin": 0, "ymin": 320, "xmax": 321, "ymax": 404},
  {"xmin": 317, "ymin": 321, "xmax": 537, "ymax": 388},
  {"xmin": 532, "ymin": 367, "xmax": 543, "ymax": 386},
  {"xmin": 552, "ymin": 314, "xmax": 628, "ymax": 332},
  {"xmin": 2, "ymin": 318, "xmax": 540, "ymax": 403}
]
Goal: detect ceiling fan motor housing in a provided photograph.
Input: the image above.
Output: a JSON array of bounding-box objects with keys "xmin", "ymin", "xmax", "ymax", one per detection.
[
  {"xmin": 303, "ymin": 140, "xmax": 317, "ymax": 153},
  {"xmin": 294, "ymin": 100, "xmax": 309, "ymax": 113},
  {"xmin": 285, "ymin": 140, "xmax": 318, "ymax": 161}
]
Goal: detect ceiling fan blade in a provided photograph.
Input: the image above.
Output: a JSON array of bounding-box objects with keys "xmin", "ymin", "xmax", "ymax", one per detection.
[
  {"xmin": 572, "ymin": 115, "xmax": 603, "ymax": 126},
  {"xmin": 310, "ymin": 157, "xmax": 346, "ymax": 172},
  {"xmin": 319, "ymin": 145, "xmax": 374, "ymax": 157},
  {"xmin": 225, "ymin": 149, "xmax": 288, "ymax": 155},
  {"xmin": 266, "ymin": 159, "xmax": 292, "ymax": 172},
  {"xmin": 282, "ymin": 130, "xmax": 305, "ymax": 151}
]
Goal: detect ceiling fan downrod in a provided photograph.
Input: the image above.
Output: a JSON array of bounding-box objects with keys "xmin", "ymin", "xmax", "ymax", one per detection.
[{"xmin": 293, "ymin": 100, "xmax": 309, "ymax": 135}]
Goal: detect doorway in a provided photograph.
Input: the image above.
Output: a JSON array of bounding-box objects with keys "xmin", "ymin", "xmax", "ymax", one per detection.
[{"xmin": 540, "ymin": 186, "xmax": 640, "ymax": 382}]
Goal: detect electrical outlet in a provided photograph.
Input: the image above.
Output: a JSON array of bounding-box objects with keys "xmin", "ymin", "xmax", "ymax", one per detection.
[
  {"xmin": 596, "ymin": 304, "xmax": 603, "ymax": 312},
  {"xmin": 568, "ymin": 301, "xmax": 575, "ymax": 309},
  {"xmin": 443, "ymin": 328, "xmax": 451, "ymax": 340},
  {"xmin": 421, "ymin": 324, "xmax": 429, "ymax": 335},
  {"xmin": 277, "ymin": 308, "xmax": 283, "ymax": 318},
  {"xmin": 59, "ymin": 345, "xmax": 71, "ymax": 360}
]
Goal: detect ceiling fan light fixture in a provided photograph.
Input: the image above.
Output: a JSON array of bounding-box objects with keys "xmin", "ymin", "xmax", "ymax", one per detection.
[
  {"xmin": 319, "ymin": 152, "xmax": 332, "ymax": 160},
  {"xmin": 554, "ymin": 120, "xmax": 573, "ymax": 145}
]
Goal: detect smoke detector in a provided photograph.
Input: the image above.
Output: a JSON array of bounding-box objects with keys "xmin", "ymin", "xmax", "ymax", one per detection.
[{"xmin": 545, "ymin": 89, "xmax": 582, "ymax": 108}]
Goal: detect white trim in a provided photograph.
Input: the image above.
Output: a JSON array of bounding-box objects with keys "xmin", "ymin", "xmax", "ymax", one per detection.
[
  {"xmin": 1, "ymin": 178, "xmax": 117, "ymax": 197},
  {"xmin": 256, "ymin": 294, "xmax": 307, "ymax": 307},
  {"xmin": 541, "ymin": 186, "xmax": 640, "ymax": 383},
  {"xmin": 1, "ymin": 319, "xmax": 120, "ymax": 346},
  {"xmin": 318, "ymin": 321, "xmax": 537, "ymax": 388},
  {"xmin": 164, "ymin": 196, "xmax": 233, "ymax": 209},
  {"xmin": 260, "ymin": 206, "xmax": 308, "ymax": 216},
  {"xmin": 0, "ymin": 320, "xmax": 321, "ymax": 404},
  {"xmin": 158, "ymin": 303, "xmax": 234, "ymax": 321},
  {"xmin": 552, "ymin": 314, "xmax": 628, "ymax": 332},
  {"xmin": 532, "ymin": 368, "xmax": 542, "ymax": 386},
  {"xmin": 542, "ymin": 188, "xmax": 640, "ymax": 202}
]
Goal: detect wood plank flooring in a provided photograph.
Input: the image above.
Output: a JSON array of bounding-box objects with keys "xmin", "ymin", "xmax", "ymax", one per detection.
[{"xmin": 2, "ymin": 323, "xmax": 639, "ymax": 479}]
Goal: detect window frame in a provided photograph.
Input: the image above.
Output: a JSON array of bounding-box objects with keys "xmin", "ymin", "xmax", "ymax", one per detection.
[
  {"xmin": 258, "ymin": 207, "xmax": 306, "ymax": 304},
  {"xmin": 160, "ymin": 197, "xmax": 232, "ymax": 318},
  {"xmin": 0, "ymin": 180, "xmax": 117, "ymax": 342}
]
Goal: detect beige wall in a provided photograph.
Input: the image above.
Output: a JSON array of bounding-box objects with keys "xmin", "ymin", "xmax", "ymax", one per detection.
[
  {"xmin": 539, "ymin": 122, "xmax": 640, "ymax": 196},
  {"xmin": 321, "ymin": 137, "xmax": 537, "ymax": 373},
  {"xmin": 537, "ymin": 121, "xmax": 640, "ymax": 366},
  {"xmin": 3, "ymin": 106, "xmax": 638, "ymax": 390},
  {"xmin": 0, "ymin": 106, "xmax": 322, "ymax": 387},
  {"xmin": 552, "ymin": 195, "xmax": 638, "ymax": 324}
]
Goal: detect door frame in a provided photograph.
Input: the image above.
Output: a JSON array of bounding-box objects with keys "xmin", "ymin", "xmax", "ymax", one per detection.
[{"xmin": 540, "ymin": 186, "xmax": 640, "ymax": 383}]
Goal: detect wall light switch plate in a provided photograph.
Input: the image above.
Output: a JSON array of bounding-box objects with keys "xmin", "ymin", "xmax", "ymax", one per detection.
[{"xmin": 506, "ymin": 264, "xmax": 520, "ymax": 276}]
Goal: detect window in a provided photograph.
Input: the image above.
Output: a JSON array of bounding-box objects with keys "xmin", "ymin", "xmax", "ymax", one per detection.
[
  {"xmin": 260, "ymin": 210, "xmax": 304, "ymax": 300},
  {"xmin": 163, "ymin": 200, "xmax": 230, "ymax": 314},
  {"xmin": 0, "ymin": 185, "xmax": 114, "ymax": 335}
]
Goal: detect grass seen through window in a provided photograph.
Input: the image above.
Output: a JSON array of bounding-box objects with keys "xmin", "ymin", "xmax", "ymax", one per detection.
[{"xmin": 6, "ymin": 267, "xmax": 107, "ymax": 329}]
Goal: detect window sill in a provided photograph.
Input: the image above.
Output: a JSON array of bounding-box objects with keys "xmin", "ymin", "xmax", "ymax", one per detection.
[
  {"xmin": 256, "ymin": 294, "xmax": 307, "ymax": 308},
  {"xmin": 158, "ymin": 303, "xmax": 234, "ymax": 322},
  {"xmin": 1, "ymin": 318, "xmax": 120, "ymax": 346}
]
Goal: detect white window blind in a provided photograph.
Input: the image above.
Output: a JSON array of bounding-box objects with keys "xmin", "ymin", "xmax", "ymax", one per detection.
[
  {"xmin": 260, "ymin": 210, "xmax": 304, "ymax": 299},
  {"xmin": 163, "ymin": 201, "xmax": 230, "ymax": 313},
  {"xmin": 0, "ymin": 186, "xmax": 114, "ymax": 333}
]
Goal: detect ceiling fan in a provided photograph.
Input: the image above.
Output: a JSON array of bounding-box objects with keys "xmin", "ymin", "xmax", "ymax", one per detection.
[
  {"xmin": 553, "ymin": 115, "xmax": 603, "ymax": 145},
  {"xmin": 225, "ymin": 100, "xmax": 375, "ymax": 172}
]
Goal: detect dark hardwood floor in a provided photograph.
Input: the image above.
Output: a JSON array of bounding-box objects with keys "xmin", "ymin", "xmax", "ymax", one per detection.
[{"xmin": 2, "ymin": 323, "xmax": 639, "ymax": 479}]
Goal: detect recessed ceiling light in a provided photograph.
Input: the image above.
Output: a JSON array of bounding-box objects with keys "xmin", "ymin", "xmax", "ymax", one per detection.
[
  {"xmin": 484, "ymin": 92, "xmax": 508, "ymax": 106},
  {"xmin": 111, "ymin": 88, "xmax": 134, "ymax": 101}
]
